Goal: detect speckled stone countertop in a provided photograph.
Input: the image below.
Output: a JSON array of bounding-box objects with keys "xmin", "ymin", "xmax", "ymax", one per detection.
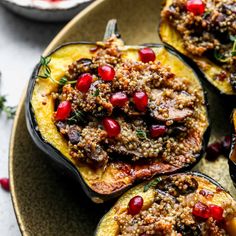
[{"xmin": 0, "ymin": 5, "xmax": 64, "ymax": 235}]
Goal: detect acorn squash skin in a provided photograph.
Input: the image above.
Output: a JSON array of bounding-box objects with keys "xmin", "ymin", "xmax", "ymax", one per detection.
[
  {"xmin": 95, "ymin": 172, "xmax": 236, "ymax": 236},
  {"xmin": 229, "ymin": 110, "xmax": 236, "ymax": 186},
  {"xmin": 159, "ymin": 0, "xmax": 236, "ymax": 97},
  {"xmin": 26, "ymin": 20, "xmax": 210, "ymax": 203}
]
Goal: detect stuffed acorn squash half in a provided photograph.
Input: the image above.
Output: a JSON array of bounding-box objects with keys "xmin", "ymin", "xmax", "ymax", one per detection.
[
  {"xmin": 96, "ymin": 172, "xmax": 236, "ymax": 236},
  {"xmin": 26, "ymin": 20, "xmax": 209, "ymax": 203},
  {"xmin": 160, "ymin": 0, "xmax": 236, "ymax": 96}
]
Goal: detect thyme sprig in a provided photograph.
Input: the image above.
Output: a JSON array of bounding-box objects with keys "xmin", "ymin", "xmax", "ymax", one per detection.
[
  {"xmin": 143, "ymin": 177, "xmax": 162, "ymax": 192},
  {"xmin": 38, "ymin": 56, "xmax": 51, "ymax": 79},
  {"xmin": 202, "ymin": 10, "xmax": 211, "ymax": 19},
  {"xmin": 0, "ymin": 76, "xmax": 16, "ymax": 119},
  {"xmin": 67, "ymin": 110, "xmax": 86, "ymax": 124},
  {"xmin": 0, "ymin": 95, "xmax": 16, "ymax": 119},
  {"xmin": 59, "ymin": 77, "xmax": 68, "ymax": 86},
  {"xmin": 93, "ymin": 88, "xmax": 100, "ymax": 97},
  {"xmin": 214, "ymin": 35, "xmax": 236, "ymax": 62},
  {"xmin": 136, "ymin": 129, "xmax": 147, "ymax": 140},
  {"xmin": 230, "ymin": 35, "xmax": 236, "ymax": 57},
  {"xmin": 214, "ymin": 50, "xmax": 229, "ymax": 62},
  {"xmin": 37, "ymin": 56, "xmax": 77, "ymax": 85}
]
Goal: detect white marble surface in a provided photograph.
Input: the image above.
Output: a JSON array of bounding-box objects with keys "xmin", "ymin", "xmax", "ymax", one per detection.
[{"xmin": 0, "ymin": 5, "xmax": 64, "ymax": 235}]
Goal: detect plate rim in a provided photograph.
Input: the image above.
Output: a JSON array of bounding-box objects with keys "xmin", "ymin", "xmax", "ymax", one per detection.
[
  {"xmin": 9, "ymin": 0, "xmax": 106, "ymax": 234},
  {"xmin": 2, "ymin": 0, "xmax": 91, "ymax": 10}
]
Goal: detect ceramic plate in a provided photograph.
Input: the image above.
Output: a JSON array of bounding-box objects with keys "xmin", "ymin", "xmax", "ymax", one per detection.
[{"xmin": 10, "ymin": 0, "xmax": 236, "ymax": 235}]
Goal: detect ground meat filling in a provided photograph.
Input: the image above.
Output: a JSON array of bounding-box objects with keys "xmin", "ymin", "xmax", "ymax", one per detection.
[
  {"xmin": 161, "ymin": 0, "xmax": 236, "ymax": 89},
  {"xmin": 53, "ymin": 37, "xmax": 206, "ymax": 168},
  {"xmin": 115, "ymin": 175, "xmax": 236, "ymax": 236}
]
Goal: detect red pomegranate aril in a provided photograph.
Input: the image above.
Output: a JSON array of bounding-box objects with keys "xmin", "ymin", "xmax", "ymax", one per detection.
[
  {"xmin": 192, "ymin": 202, "xmax": 210, "ymax": 219},
  {"xmin": 0, "ymin": 178, "xmax": 10, "ymax": 192},
  {"xmin": 133, "ymin": 91, "xmax": 148, "ymax": 112},
  {"xmin": 55, "ymin": 101, "xmax": 72, "ymax": 121},
  {"xmin": 76, "ymin": 73, "xmax": 93, "ymax": 93},
  {"xmin": 98, "ymin": 65, "xmax": 115, "ymax": 81},
  {"xmin": 128, "ymin": 196, "xmax": 143, "ymax": 215},
  {"xmin": 186, "ymin": 0, "xmax": 205, "ymax": 16},
  {"xmin": 103, "ymin": 118, "xmax": 121, "ymax": 137},
  {"xmin": 110, "ymin": 92, "xmax": 128, "ymax": 107},
  {"xmin": 150, "ymin": 125, "xmax": 167, "ymax": 138},
  {"xmin": 206, "ymin": 142, "xmax": 222, "ymax": 160},
  {"xmin": 209, "ymin": 205, "xmax": 224, "ymax": 221},
  {"xmin": 139, "ymin": 48, "xmax": 156, "ymax": 63}
]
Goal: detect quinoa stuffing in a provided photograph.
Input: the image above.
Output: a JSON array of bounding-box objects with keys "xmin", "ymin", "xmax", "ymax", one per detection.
[
  {"xmin": 115, "ymin": 174, "xmax": 236, "ymax": 236},
  {"xmin": 50, "ymin": 36, "xmax": 208, "ymax": 172},
  {"xmin": 161, "ymin": 0, "xmax": 236, "ymax": 89}
]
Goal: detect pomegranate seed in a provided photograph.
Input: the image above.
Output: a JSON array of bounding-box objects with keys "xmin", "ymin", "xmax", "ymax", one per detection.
[
  {"xmin": 192, "ymin": 202, "xmax": 210, "ymax": 219},
  {"xmin": 222, "ymin": 135, "xmax": 231, "ymax": 154},
  {"xmin": 206, "ymin": 142, "xmax": 222, "ymax": 160},
  {"xmin": 128, "ymin": 196, "xmax": 143, "ymax": 215},
  {"xmin": 139, "ymin": 48, "xmax": 156, "ymax": 63},
  {"xmin": 133, "ymin": 91, "xmax": 148, "ymax": 112},
  {"xmin": 76, "ymin": 73, "xmax": 93, "ymax": 93},
  {"xmin": 98, "ymin": 65, "xmax": 115, "ymax": 81},
  {"xmin": 209, "ymin": 205, "xmax": 224, "ymax": 221},
  {"xmin": 150, "ymin": 125, "xmax": 167, "ymax": 138},
  {"xmin": 55, "ymin": 101, "xmax": 72, "ymax": 121},
  {"xmin": 186, "ymin": 0, "xmax": 205, "ymax": 16},
  {"xmin": 103, "ymin": 118, "xmax": 121, "ymax": 137},
  {"xmin": 110, "ymin": 92, "xmax": 128, "ymax": 107},
  {"xmin": 0, "ymin": 178, "xmax": 10, "ymax": 192}
]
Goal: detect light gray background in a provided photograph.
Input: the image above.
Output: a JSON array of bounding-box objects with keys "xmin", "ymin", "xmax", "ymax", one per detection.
[{"xmin": 0, "ymin": 5, "xmax": 64, "ymax": 235}]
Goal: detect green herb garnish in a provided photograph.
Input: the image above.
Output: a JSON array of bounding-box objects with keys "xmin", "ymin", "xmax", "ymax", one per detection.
[
  {"xmin": 0, "ymin": 75, "xmax": 16, "ymax": 119},
  {"xmin": 136, "ymin": 129, "xmax": 147, "ymax": 139},
  {"xmin": 38, "ymin": 56, "xmax": 51, "ymax": 79},
  {"xmin": 214, "ymin": 35, "xmax": 236, "ymax": 62},
  {"xmin": 67, "ymin": 110, "xmax": 86, "ymax": 124},
  {"xmin": 37, "ymin": 56, "xmax": 77, "ymax": 85},
  {"xmin": 143, "ymin": 177, "xmax": 162, "ymax": 192},
  {"xmin": 59, "ymin": 77, "xmax": 68, "ymax": 86},
  {"xmin": 202, "ymin": 10, "xmax": 211, "ymax": 19},
  {"xmin": 214, "ymin": 50, "xmax": 230, "ymax": 63},
  {"xmin": 231, "ymin": 35, "xmax": 236, "ymax": 57},
  {"xmin": 93, "ymin": 88, "xmax": 100, "ymax": 97},
  {"xmin": 230, "ymin": 35, "xmax": 236, "ymax": 42},
  {"xmin": 0, "ymin": 95, "xmax": 16, "ymax": 119}
]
